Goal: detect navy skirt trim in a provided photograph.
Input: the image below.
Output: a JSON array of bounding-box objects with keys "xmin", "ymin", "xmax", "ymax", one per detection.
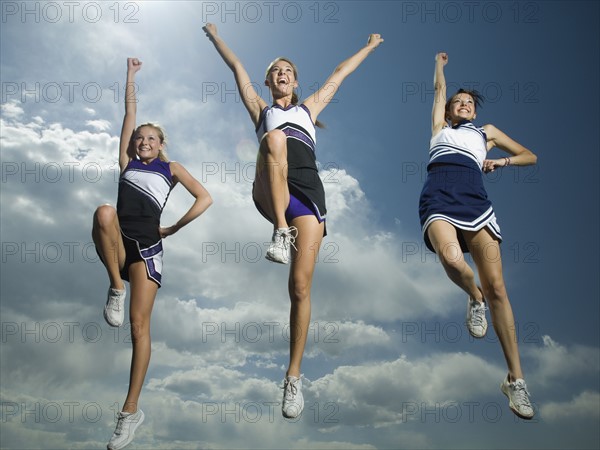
[
  {"xmin": 419, "ymin": 160, "xmax": 502, "ymax": 253},
  {"xmin": 119, "ymin": 219, "xmax": 163, "ymax": 287}
]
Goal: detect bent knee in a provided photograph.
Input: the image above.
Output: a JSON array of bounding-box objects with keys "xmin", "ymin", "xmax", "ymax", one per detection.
[
  {"xmin": 438, "ymin": 247, "xmax": 466, "ymax": 274},
  {"xmin": 94, "ymin": 204, "xmax": 117, "ymax": 226},
  {"xmin": 261, "ymin": 130, "xmax": 287, "ymax": 155}
]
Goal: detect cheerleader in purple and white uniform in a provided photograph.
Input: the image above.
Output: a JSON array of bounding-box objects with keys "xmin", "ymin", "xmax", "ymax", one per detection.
[
  {"xmin": 203, "ymin": 23, "xmax": 383, "ymax": 419},
  {"xmin": 92, "ymin": 58, "xmax": 212, "ymax": 449},
  {"xmin": 419, "ymin": 52, "xmax": 537, "ymax": 420}
]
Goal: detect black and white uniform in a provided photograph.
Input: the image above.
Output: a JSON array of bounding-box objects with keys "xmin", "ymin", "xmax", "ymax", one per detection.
[
  {"xmin": 255, "ymin": 104, "xmax": 327, "ymax": 233},
  {"xmin": 116, "ymin": 158, "xmax": 174, "ymax": 286},
  {"xmin": 419, "ymin": 120, "xmax": 501, "ymax": 253}
]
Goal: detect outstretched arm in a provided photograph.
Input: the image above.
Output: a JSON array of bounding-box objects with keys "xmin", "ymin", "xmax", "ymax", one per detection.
[
  {"xmin": 160, "ymin": 162, "xmax": 213, "ymax": 238},
  {"xmin": 482, "ymin": 124, "xmax": 537, "ymax": 172},
  {"xmin": 203, "ymin": 23, "xmax": 267, "ymax": 126},
  {"xmin": 431, "ymin": 52, "xmax": 448, "ymax": 137},
  {"xmin": 303, "ymin": 34, "xmax": 384, "ymax": 121},
  {"xmin": 119, "ymin": 58, "xmax": 142, "ymax": 172}
]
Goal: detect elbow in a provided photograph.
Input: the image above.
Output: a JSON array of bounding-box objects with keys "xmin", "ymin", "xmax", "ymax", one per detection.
[{"xmin": 527, "ymin": 150, "xmax": 538, "ymax": 165}]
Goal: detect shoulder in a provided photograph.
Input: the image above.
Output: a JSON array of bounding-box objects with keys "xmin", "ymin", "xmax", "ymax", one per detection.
[
  {"xmin": 482, "ymin": 123, "xmax": 498, "ymax": 134},
  {"xmin": 168, "ymin": 160, "xmax": 183, "ymax": 173},
  {"xmin": 482, "ymin": 123, "xmax": 500, "ymax": 141}
]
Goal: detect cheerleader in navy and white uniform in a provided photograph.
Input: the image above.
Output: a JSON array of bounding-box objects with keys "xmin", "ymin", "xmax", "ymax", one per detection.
[
  {"xmin": 203, "ymin": 23, "xmax": 383, "ymax": 418},
  {"xmin": 92, "ymin": 58, "xmax": 212, "ymax": 449},
  {"xmin": 419, "ymin": 52, "xmax": 537, "ymax": 419}
]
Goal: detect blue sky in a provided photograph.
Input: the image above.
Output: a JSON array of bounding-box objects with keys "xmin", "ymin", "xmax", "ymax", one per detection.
[{"xmin": 1, "ymin": 1, "xmax": 599, "ymax": 449}]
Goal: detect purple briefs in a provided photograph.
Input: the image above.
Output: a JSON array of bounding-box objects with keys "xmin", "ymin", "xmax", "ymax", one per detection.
[{"xmin": 285, "ymin": 193, "xmax": 318, "ymax": 222}]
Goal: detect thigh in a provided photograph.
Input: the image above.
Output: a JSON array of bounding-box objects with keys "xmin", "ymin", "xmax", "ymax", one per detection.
[
  {"xmin": 127, "ymin": 261, "xmax": 158, "ymax": 321},
  {"xmin": 463, "ymin": 228, "xmax": 504, "ymax": 286},
  {"xmin": 92, "ymin": 205, "xmax": 127, "ymax": 270},
  {"xmin": 427, "ymin": 219, "xmax": 464, "ymax": 263},
  {"xmin": 255, "ymin": 129, "xmax": 288, "ymax": 178},
  {"xmin": 289, "ymin": 215, "xmax": 324, "ymax": 280}
]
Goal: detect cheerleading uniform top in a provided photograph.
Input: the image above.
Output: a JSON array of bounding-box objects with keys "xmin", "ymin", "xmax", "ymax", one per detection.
[
  {"xmin": 255, "ymin": 104, "xmax": 327, "ymax": 224},
  {"xmin": 116, "ymin": 158, "xmax": 174, "ymax": 286},
  {"xmin": 428, "ymin": 120, "xmax": 487, "ymax": 169},
  {"xmin": 419, "ymin": 120, "xmax": 501, "ymax": 253}
]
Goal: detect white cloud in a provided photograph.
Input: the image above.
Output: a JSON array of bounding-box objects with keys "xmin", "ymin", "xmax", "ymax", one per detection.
[
  {"xmin": 525, "ymin": 335, "xmax": 600, "ymax": 385},
  {"xmin": 2, "ymin": 4, "xmax": 599, "ymax": 447},
  {"xmin": 540, "ymin": 391, "xmax": 600, "ymax": 422},
  {"xmin": 1, "ymin": 100, "xmax": 24, "ymax": 118},
  {"xmin": 85, "ymin": 119, "xmax": 111, "ymax": 131}
]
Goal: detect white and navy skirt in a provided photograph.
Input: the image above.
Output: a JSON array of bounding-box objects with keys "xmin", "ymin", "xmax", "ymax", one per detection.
[
  {"xmin": 119, "ymin": 219, "xmax": 164, "ymax": 287},
  {"xmin": 419, "ymin": 157, "xmax": 501, "ymax": 253}
]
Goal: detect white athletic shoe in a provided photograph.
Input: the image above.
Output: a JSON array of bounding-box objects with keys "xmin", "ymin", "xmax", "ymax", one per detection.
[
  {"xmin": 282, "ymin": 375, "xmax": 304, "ymax": 418},
  {"xmin": 107, "ymin": 409, "xmax": 145, "ymax": 449},
  {"xmin": 104, "ymin": 288, "xmax": 126, "ymax": 327},
  {"xmin": 466, "ymin": 297, "xmax": 488, "ymax": 338},
  {"xmin": 501, "ymin": 375, "xmax": 534, "ymax": 419},
  {"xmin": 266, "ymin": 227, "xmax": 298, "ymax": 264}
]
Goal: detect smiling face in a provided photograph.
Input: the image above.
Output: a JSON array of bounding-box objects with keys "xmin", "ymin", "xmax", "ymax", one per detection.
[
  {"xmin": 133, "ymin": 125, "xmax": 164, "ymax": 163},
  {"xmin": 265, "ymin": 58, "xmax": 298, "ymax": 99},
  {"xmin": 445, "ymin": 89, "xmax": 483, "ymax": 125},
  {"xmin": 447, "ymin": 93, "xmax": 477, "ymax": 123}
]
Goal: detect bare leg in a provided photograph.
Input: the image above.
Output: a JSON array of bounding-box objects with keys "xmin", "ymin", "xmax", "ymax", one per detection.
[
  {"xmin": 427, "ymin": 220, "xmax": 482, "ymax": 301},
  {"xmin": 121, "ymin": 261, "xmax": 158, "ymax": 413},
  {"xmin": 286, "ymin": 215, "xmax": 324, "ymax": 377},
  {"xmin": 465, "ymin": 228, "xmax": 523, "ymax": 380},
  {"xmin": 253, "ymin": 130, "xmax": 290, "ymax": 229},
  {"xmin": 92, "ymin": 205, "xmax": 126, "ymax": 290}
]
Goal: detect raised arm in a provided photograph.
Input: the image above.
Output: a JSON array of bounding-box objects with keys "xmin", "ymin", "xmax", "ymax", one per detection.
[
  {"xmin": 203, "ymin": 23, "xmax": 267, "ymax": 126},
  {"xmin": 119, "ymin": 58, "xmax": 142, "ymax": 172},
  {"xmin": 303, "ymin": 34, "xmax": 383, "ymax": 121},
  {"xmin": 432, "ymin": 52, "xmax": 448, "ymax": 137},
  {"xmin": 482, "ymin": 125, "xmax": 537, "ymax": 172}
]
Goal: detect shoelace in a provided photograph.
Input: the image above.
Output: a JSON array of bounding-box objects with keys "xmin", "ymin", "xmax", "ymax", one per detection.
[
  {"xmin": 108, "ymin": 291, "xmax": 123, "ymax": 311},
  {"xmin": 283, "ymin": 379, "xmax": 299, "ymax": 400},
  {"xmin": 512, "ymin": 380, "xmax": 532, "ymax": 407},
  {"xmin": 284, "ymin": 227, "xmax": 298, "ymax": 252},
  {"xmin": 114, "ymin": 411, "xmax": 139, "ymax": 435},
  {"xmin": 470, "ymin": 302, "xmax": 487, "ymax": 326},
  {"xmin": 274, "ymin": 227, "xmax": 298, "ymax": 252},
  {"xmin": 114, "ymin": 412, "xmax": 128, "ymax": 435}
]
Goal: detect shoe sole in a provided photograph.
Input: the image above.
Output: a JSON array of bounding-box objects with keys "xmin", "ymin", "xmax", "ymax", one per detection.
[
  {"xmin": 501, "ymin": 383, "xmax": 534, "ymax": 420},
  {"xmin": 103, "ymin": 308, "xmax": 123, "ymax": 328},
  {"xmin": 265, "ymin": 254, "xmax": 288, "ymax": 264},
  {"xmin": 466, "ymin": 322, "xmax": 487, "ymax": 339},
  {"xmin": 282, "ymin": 404, "xmax": 304, "ymax": 419}
]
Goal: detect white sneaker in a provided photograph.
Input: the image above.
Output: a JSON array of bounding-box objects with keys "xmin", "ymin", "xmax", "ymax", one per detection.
[
  {"xmin": 282, "ymin": 375, "xmax": 304, "ymax": 418},
  {"xmin": 266, "ymin": 227, "xmax": 298, "ymax": 264},
  {"xmin": 104, "ymin": 288, "xmax": 126, "ymax": 327},
  {"xmin": 466, "ymin": 297, "xmax": 488, "ymax": 338},
  {"xmin": 107, "ymin": 409, "xmax": 145, "ymax": 449},
  {"xmin": 501, "ymin": 374, "xmax": 534, "ymax": 419}
]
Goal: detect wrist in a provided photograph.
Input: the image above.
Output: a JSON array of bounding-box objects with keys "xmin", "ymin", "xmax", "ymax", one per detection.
[{"xmin": 503, "ymin": 157, "xmax": 511, "ymax": 167}]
